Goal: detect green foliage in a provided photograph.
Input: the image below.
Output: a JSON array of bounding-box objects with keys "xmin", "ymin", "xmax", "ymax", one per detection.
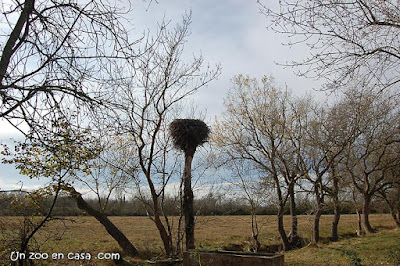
[
  {"xmin": 344, "ymin": 249, "xmax": 363, "ymax": 266},
  {"xmin": 286, "ymin": 228, "xmax": 400, "ymax": 265},
  {"xmin": 0, "ymin": 120, "xmax": 103, "ymax": 262},
  {"xmin": 1, "ymin": 121, "xmax": 101, "ymax": 182}
]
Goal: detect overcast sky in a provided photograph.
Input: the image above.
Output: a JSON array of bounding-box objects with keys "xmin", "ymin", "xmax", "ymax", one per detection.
[
  {"xmin": 130, "ymin": 0, "xmax": 325, "ymax": 120},
  {"xmin": 0, "ymin": 0, "xmax": 327, "ymax": 191}
]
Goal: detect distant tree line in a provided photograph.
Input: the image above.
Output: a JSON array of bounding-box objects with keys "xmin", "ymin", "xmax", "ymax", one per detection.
[{"xmin": 0, "ymin": 191, "xmax": 391, "ymax": 217}]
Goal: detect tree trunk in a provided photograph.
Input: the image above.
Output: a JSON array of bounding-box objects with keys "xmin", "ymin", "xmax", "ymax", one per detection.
[
  {"xmin": 250, "ymin": 202, "xmax": 261, "ymax": 252},
  {"xmin": 397, "ymin": 185, "xmax": 400, "ymax": 227},
  {"xmin": 390, "ymin": 210, "xmax": 400, "ymax": 227},
  {"xmin": 0, "ymin": 0, "xmax": 34, "ymax": 83},
  {"xmin": 330, "ymin": 203, "xmax": 340, "ymax": 241},
  {"xmin": 69, "ymin": 188, "xmax": 138, "ymax": 257},
  {"xmin": 277, "ymin": 206, "xmax": 290, "ymax": 251},
  {"xmin": 288, "ymin": 183, "xmax": 300, "ymax": 246},
  {"xmin": 312, "ymin": 181, "xmax": 324, "ymax": 243},
  {"xmin": 387, "ymin": 196, "xmax": 400, "ymax": 228},
  {"xmin": 397, "ymin": 207, "xmax": 400, "ymax": 227},
  {"xmin": 330, "ymin": 176, "xmax": 340, "ymax": 242},
  {"xmin": 362, "ymin": 194, "xmax": 374, "ymax": 234},
  {"xmin": 271, "ymin": 163, "xmax": 290, "ymax": 251},
  {"xmin": 183, "ymin": 151, "xmax": 195, "ymax": 250},
  {"xmin": 312, "ymin": 209, "xmax": 322, "ymax": 243},
  {"xmin": 289, "ymin": 183, "xmax": 298, "ymax": 241},
  {"xmin": 379, "ymin": 189, "xmax": 400, "ymax": 228},
  {"xmin": 153, "ymin": 206, "xmax": 173, "ymax": 256},
  {"xmin": 356, "ymin": 208, "xmax": 363, "ymax": 236}
]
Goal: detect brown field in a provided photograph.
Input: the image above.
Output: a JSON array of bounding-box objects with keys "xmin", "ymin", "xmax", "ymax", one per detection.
[{"xmin": 0, "ymin": 214, "xmax": 399, "ymax": 265}]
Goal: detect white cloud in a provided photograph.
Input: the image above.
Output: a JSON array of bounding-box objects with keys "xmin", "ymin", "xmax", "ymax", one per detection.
[
  {"xmin": 0, "ymin": 0, "xmax": 327, "ymax": 186},
  {"xmin": 0, "ymin": 177, "xmax": 44, "ymax": 191},
  {"xmin": 129, "ymin": 0, "xmax": 326, "ymax": 118}
]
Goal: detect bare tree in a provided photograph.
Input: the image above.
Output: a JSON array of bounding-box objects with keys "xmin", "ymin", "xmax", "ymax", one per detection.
[
  {"xmin": 258, "ymin": 0, "xmax": 400, "ymax": 92},
  {"xmin": 67, "ymin": 134, "xmax": 139, "ymax": 257},
  {"xmin": 0, "ymin": 0, "xmax": 137, "ymax": 138},
  {"xmin": 169, "ymin": 119, "xmax": 210, "ymax": 251},
  {"xmin": 341, "ymin": 89, "xmax": 400, "ymax": 234},
  {"xmin": 213, "ymin": 74, "xmax": 305, "ymax": 251},
  {"xmin": 376, "ymin": 166, "xmax": 400, "ymax": 227},
  {"xmin": 226, "ymin": 160, "xmax": 265, "ymax": 252},
  {"xmin": 105, "ymin": 14, "xmax": 220, "ymax": 256},
  {"xmin": 301, "ymin": 101, "xmax": 359, "ymax": 243},
  {"xmin": 280, "ymin": 96, "xmax": 311, "ymax": 245},
  {"xmin": 76, "ymin": 135, "xmax": 137, "ymax": 214}
]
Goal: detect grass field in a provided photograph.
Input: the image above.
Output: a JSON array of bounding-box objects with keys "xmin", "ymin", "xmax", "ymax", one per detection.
[{"xmin": 0, "ymin": 214, "xmax": 399, "ymax": 265}]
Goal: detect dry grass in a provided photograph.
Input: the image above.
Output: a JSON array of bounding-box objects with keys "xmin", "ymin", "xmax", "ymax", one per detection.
[{"xmin": 0, "ymin": 214, "xmax": 398, "ymax": 265}]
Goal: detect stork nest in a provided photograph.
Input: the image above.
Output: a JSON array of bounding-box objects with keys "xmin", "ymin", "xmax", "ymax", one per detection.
[{"xmin": 169, "ymin": 119, "xmax": 210, "ymax": 153}]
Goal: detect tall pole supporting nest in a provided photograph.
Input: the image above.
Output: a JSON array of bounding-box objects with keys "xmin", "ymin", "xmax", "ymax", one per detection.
[{"xmin": 169, "ymin": 119, "xmax": 210, "ymax": 250}]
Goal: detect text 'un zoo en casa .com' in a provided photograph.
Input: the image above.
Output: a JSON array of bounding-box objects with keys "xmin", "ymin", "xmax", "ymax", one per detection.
[{"xmin": 10, "ymin": 251, "xmax": 121, "ymax": 261}]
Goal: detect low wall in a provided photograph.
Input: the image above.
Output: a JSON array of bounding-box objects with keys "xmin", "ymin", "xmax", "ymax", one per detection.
[{"xmin": 183, "ymin": 249, "xmax": 284, "ymax": 266}]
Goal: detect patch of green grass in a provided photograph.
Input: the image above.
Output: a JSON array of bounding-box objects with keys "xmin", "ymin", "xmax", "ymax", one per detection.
[{"xmin": 285, "ymin": 228, "xmax": 400, "ymax": 265}]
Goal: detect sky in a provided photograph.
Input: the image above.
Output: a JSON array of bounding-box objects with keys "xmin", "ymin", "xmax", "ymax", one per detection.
[
  {"xmin": 130, "ymin": 0, "xmax": 326, "ymax": 119},
  {"xmin": 0, "ymin": 0, "xmax": 326, "ymax": 192}
]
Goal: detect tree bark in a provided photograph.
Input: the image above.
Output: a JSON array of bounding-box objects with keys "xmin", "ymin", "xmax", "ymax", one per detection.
[
  {"xmin": 397, "ymin": 207, "xmax": 400, "ymax": 227},
  {"xmin": 397, "ymin": 185, "xmax": 400, "ymax": 227},
  {"xmin": 362, "ymin": 194, "xmax": 374, "ymax": 234},
  {"xmin": 183, "ymin": 151, "xmax": 195, "ymax": 250},
  {"xmin": 289, "ymin": 183, "xmax": 298, "ymax": 239},
  {"xmin": 277, "ymin": 206, "xmax": 290, "ymax": 251},
  {"xmin": 312, "ymin": 181, "xmax": 324, "ymax": 243},
  {"xmin": 379, "ymin": 188, "xmax": 400, "ymax": 228},
  {"xmin": 356, "ymin": 208, "xmax": 363, "ymax": 236},
  {"xmin": 330, "ymin": 203, "xmax": 340, "ymax": 241},
  {"xmin": 250, "ymin": 201, "xmax": 261, "ymax": 252},
  {"xmin": 312, "ymin": 209, "xmax": 322, "ymax": 243},
  {"xmin": 69, "ymin": 188, "xmax": 138, "ymax": 257},
  {"xmin": 288, "ymin": 183, "xmax": 300, "ymax": 246},
  {"xmin": 330, "ymin": 176, "xmax": 340, "ymax": 242},
  {"xmin": 152, "ymin": 198, "xmax": 173, "ymax": 256},
  {"xmin": 390, "ymin": 210, "xmax": 400, "ymax": 227},
  {"xmin": 0, "ymin": 0, "xmax": 34, "ymax": 84}
]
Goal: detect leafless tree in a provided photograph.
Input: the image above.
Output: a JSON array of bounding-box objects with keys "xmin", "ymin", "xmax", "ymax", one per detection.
[
  {"xmin": 169, "ymin": 119, "xmax": 210, "ymax": 251},
  {"xmin": 0, "ymin": 0, "xmax": 138, "ymax": 139},
  {"xmin": 213, "ymin": 74, "xmax": 305, "ymax": 251},
  {"xmin": 67, "ymin": 134, "xmax": 139, "ymax": 257},
  {"xmin": 300, "ymin": 101, "xmax": 360, "ymax": 243},
  {"xmin": 341, "ymin": 89, "xmax": 400, "ymax": 234},
  {"xmin": 258, "ymin": 0, "xmax": 400, "ymax": 92},
  {"xmin": 376, "ymin": 166, "xmax": 400, "ymax": 227},
  {"xmin": 104, "ymin": 14, "xmax": 220, "ymax": 256},
  {"xmin": 226, "ymin": 161, "xmax": 265, "ymax": 252},
  {"xmin": 76, "ymin": 135, "xmax": 137, "ymax": 214},
  {"xmin": 280, "ymin": 96, "xmax": 311, "ymax": 245}
]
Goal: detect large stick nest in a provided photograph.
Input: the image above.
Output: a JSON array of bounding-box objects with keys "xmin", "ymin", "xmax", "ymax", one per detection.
[{"xmin": 169, "ymin": 119, "xmax": 210, "ymax": 153}]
